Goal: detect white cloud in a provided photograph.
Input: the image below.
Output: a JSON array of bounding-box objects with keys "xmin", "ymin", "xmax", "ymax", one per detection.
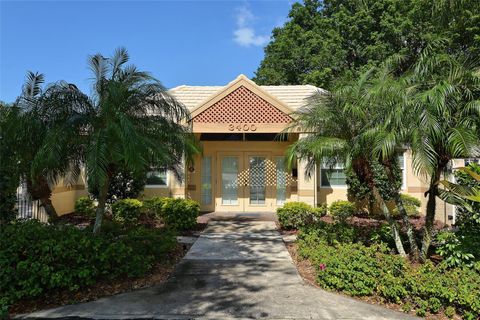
[{"xmin": 233, "ymin": 5, "xmax": 269, "ymax": 47}]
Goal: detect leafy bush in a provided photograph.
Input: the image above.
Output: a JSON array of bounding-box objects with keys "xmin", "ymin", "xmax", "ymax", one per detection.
[
  {"xmin": 329, "ymin": 200, "xmax": 355, "ymax": 223},
  {"xmin": 298, "ymin": 224, "xmax": 480, "ymax": 318},
  {"xmin": 143, "ymin": 196, "xmax": 166, "ymax": 221},
  {"xmin": 299, "ymin": 221, "xmax": 357, "ymax": 245},
  {"xmin": 276, "ymin": 202, "xmax": 326, "ymax": 229},
  {"xmin": 436, "ymin": 231, "xmax": 477, "ymax": 268},
  {"xmin": 74, "ymin": 196, "xmax": 96, "ymax": 218},
  {"xmin": 161, "ymin": 198, "xmax": 199, "ymax": 230},
  {"xmin": 89, "ymin": 168, "xmax": 147, "ymax": 204},
  {"xmin": 111, "ymin": 198, "xmax": 143, "ymax": 225},
  {"xmin": 392, "ymin": 194, "xmax": 421, "ymax": 217},
  {"xmin": 0, "ymin": 220, "xmax": 176, "ymax": 312}
]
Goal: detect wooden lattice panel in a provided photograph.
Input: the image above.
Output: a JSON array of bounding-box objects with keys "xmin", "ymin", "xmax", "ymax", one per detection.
[{"xmin": 193, "ymin": 86, "xmax": 292, "ymax": 123}]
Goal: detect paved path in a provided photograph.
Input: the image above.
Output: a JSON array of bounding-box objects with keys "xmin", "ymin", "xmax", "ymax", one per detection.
[{"xmin": 23, "ymin": 220, "xmax": 417, "ymax": 319}]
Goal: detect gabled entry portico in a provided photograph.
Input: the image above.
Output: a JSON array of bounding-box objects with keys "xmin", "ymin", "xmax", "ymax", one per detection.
[{"xmin": 185, "ymin": 75, "xmax": 299, "ymax": 212}]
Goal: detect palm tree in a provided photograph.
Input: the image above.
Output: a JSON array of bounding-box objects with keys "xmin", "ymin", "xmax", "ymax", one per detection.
[
  {"xmin": 365, "ymin": 65, "xmax": 421, "ymax": 259},
  {"xmin": 406, "ymin": 50, "xmax": 480, "ymax": 261},
  {"xmin": 287, "ymin": 70, "xmax": 408, "ymax": 256},
  {"xmin": 13, "ymin": 72, "xmax": 84, "ymax": 221},
  {"xmin": 40, "ymin": 48, "xmax": 198, "ymax": 233}
]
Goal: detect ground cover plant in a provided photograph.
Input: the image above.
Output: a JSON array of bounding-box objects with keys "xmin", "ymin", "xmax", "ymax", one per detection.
[
  {"xmin": 294, "ymin": 219, "xmax": 480, "ymax": 319},
  {"xmin": 0, "ymin": 220, "xmax": 177, "ymax": 317}
]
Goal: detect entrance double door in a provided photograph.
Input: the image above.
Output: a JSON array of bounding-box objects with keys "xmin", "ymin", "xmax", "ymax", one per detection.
[{"xmin": 215, "ymin": 152, "xmax": 287, "ymax": 212}]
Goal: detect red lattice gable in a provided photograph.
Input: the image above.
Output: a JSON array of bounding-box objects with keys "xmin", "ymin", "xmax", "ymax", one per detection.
[{"xmin": 192, "ymin": 86, "xmax": 292, "ymax": 123}]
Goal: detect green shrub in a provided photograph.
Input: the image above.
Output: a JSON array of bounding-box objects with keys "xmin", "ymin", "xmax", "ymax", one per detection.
[
  {"xmin": 297, "ymin": 227, "xmax": 480, "ymax": 319},
  {"xmin": 445, "ymin": 306, "xmax": 455, "ymax": 318},
  {"xmin": 392, "ymin": 194, "xmax": 421, "ymax": 217},
  {"xmin": 276, "ymin": 202, "xmax": 325, "ymax": 229},
  {"xmin": 0, "ymin": 220, "xmax": 176, "ymax": 312},
  {"xmin": 143, "ymin": 196, "xmax": 166, "ymax": 221},
  {"xmin": 428, "ymin": 297, "xmax": 442, "ymax": 313},
  {"xmin": 436, "ymin": 231, "xmax": 476, "ymax": 268},
  {"xmin": 161, "ymin": 198, "xmax": 199, "ymax": 230},
  {"xmin": 329, "ymin": 200, "xmax": 355, "ymax": 224},
  {"xmin": 299, "ymin": 221, "xmax": 357, "ymax": 245},
  {"xmin": 74, "ymin": 196, "xmax": 96, "ymax": 218},
  {"xmin": 111, "ymin": 198, "xmax": 143, "ymax": 225}
]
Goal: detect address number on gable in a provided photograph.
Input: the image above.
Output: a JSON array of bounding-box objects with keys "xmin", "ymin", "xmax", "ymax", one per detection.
[{"xmin": 228, "ymin": 123, "xmax": 257, "ymax": 132}]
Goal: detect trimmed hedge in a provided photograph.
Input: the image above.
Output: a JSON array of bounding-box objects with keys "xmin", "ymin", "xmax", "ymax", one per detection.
[
  {"xmin": 276, "ymin": 202, "xmax": 326, "ymax": 229},
  {"xmin": 298, "ymin": 224, "xmax": 480, "ymax": 319},
  {"xmin": 328, "ymin": 200, "xmax": 355, "ymax": 223},
  {"xmin": 74, "ymin": 196, "xmax": 96, "ymax": 218},
  {"xmin": 0, "ymin": 220, "xmax": 176, "ymax": 312},
  {"xmin": 112, "ymin": 198, "xmax": 143, "ymax": 225},
  {"xmin": 143, "ymin": 197, "xmax": 199, "ymax": 230}
]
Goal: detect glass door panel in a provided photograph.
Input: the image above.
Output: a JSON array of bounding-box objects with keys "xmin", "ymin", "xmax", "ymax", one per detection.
[
  {"xmin": 249, "ymin": 156, "xmax": 266, "ymax": 205},
  {"xmin": 221, "ymin": 156, "xmax": 239, "ymax": 205},
  {"xmin": 275, "ymin": 157, "xmax": 287, "ymax": 205},
  {"xmin": 201, "ymin": 157, "xmax": 212, "ymax": 205}
]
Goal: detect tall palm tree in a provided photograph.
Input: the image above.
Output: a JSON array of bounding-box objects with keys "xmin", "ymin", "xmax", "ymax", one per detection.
[
  {"xmin": 14, "ymin": 72, "xmax": 84, "ymax": 221},
  {"xmin": 365, "ymin": 64, "xmax": 421, "ymax": 259},
  {"xmin": 406, "ymin": 50, "xmax": 480, "ymax": 261},
  {"xmin": 40, "ymin": 48, "xmax": 198, "ymax": 233},
  {"xmin": 287, "ymin": 70, "xmax": 408, "ymax": 256}
]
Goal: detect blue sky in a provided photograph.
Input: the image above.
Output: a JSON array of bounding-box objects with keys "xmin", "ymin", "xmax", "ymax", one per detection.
[{"xmin": 0, "ymin": 0, "xmax": 293, "ymax": 103}]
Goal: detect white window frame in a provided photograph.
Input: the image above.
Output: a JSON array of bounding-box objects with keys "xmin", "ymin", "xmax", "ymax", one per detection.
[
  {"xmin": 399, "ymin": 152, "xmax": 407, "ymax": 191},
  {"xmin": 320, "ymin": 161, "xmax": 347, "ymax": 189},
  {"xmin": 145, "ymin": 168, "xmax": 169, "ymax": 188}
]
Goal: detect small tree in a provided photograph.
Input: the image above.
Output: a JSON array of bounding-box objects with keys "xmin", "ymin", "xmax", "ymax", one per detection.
[{"xmin": 0, "ymin": 103, "xmax": 20, "ymax": 224}]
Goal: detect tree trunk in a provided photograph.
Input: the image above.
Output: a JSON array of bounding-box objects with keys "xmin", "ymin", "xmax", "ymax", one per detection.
[
  {"xmin": 420, "ymin": 183, "xmax": 438, "ymax": 262},
  {"xmin": 39, "ymin": 196, "xmax": 59, "ymax": 222},
  {"xmin": 93, "ymin": 176, "xmax": 110, "ymax": 235},
  {"xmin": 26, "ymin": 176, "xmax": 59, "ymax": 222},
  {"xmin": 393, "ymin": 193, "xmax": 419, "ymax": 260},
  {"xmin": 380, "ymin": 198, "xmax": 407, "ymax": 257}
]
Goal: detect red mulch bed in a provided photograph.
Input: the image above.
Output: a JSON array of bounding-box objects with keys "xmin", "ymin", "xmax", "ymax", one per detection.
[{"xmin": 10, "ymin": 242, "xmax": 190, "ymax": 315}]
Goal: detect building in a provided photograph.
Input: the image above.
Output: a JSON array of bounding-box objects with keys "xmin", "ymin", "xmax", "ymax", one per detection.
[{"xmin": 44, "ymin": 74, "xmax": 467, "ymax": 223}]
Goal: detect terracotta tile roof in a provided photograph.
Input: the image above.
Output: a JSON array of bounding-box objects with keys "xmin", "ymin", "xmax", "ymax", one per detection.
[{"xmin": 169, "ymin": 77, "xmax": 325, "ymax": 111}]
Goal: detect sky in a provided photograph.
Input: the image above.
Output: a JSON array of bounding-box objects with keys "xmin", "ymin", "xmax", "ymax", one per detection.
[{"xmin": 0, "ymin": 0, "xmax": 293, "ymax": 103}]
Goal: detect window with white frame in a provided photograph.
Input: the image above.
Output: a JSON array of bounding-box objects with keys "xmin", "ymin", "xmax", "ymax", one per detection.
[
  {"xmin": 320, "ymin": 161, "xmax": 346, "ymax": 187},
  {"xmin": 398, "ymin": 153, "xmax": 406, "ymax": 189},
  {"xmin": 146, "ymin": 168, "xmax": 168, "ymax": 187}
]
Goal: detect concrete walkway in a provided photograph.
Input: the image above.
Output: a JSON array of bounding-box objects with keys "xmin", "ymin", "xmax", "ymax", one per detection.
[{"xmin": 23, "ymin": 220, "xmax": 417, "ymax": 319}]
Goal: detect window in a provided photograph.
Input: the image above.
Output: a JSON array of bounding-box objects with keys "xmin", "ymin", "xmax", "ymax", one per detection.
[
  {"xmin": 320, "ymin": 162, "xmax": 346, "ymax": 187},
  {"xmin": 275, "ymin": 157, "xmax": 287, "ymax": 205},
  {"xmin": 398, "ymin": 153, "xmax": 406, "ymax": 189},
  {"xmin": 465, "ymin": 158, "xmax": 479, "ymax": 166},
  {"xmin": 146, "ymin": 169, "xmax": 168, "ymax": 187},
  {"xmin": 201, "ymin": 157, "xmax": 212, "ymax": 205}
]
